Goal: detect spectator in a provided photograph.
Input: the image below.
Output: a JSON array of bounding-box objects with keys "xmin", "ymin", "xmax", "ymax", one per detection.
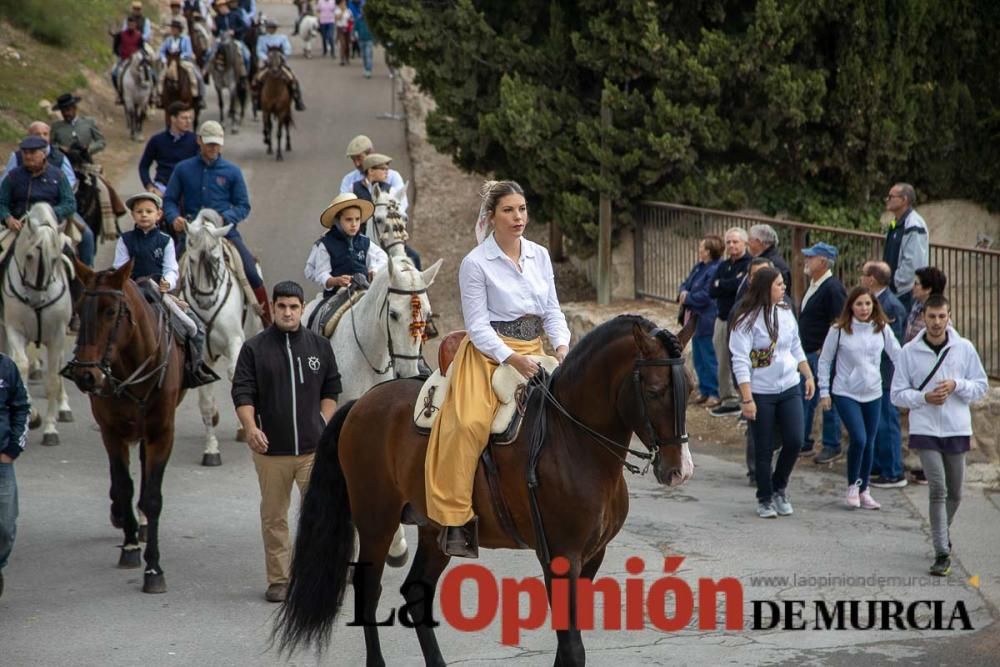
[
  {"xmin": 0, "ymin": 351, "xmax": 31, "ymax": 600},
  {"xmin": 334, "ymin": 0, "xmax": 351, "ymax": 65},
  {"xmin": 231, "ymin": 281, "xmax": 342, "ymax": 601},
  {"xmin": 890, "ymin": 295, "xmax": 987, "ymax": 576},
  {"xmin": 798, "ymin": 242, "xmax": 846, "ymax": 463},
  {"xmin": 817, "ymin": 287, "xmax": 901, "ymax": 509},
  {"xmin": 883, "ymin": 182, "xmax": 929, "ymax": 313},
  {"xmin": 861, "ymin": 261, "xmax": 909, "ymax": 489},
  {"xmin": 678, "ymin": 235, "xmax": 724, "ymax": 405},
  {"xmin": 351, "ymin": 1, "xmax": 374, "ymax": 78},
  {"xmin": 729, "ymin": 267, "xmax": 813, "ymax": 518},
  {"xmin": 137, "ymin": 102, "xmax": 198, "ymax": 194},
  {"xmin": 708, "ymin": 227, "xmax": 751, "ymax": 416},
  {"xmin": 904, "ymin": 266, "xmax": 947, "ymax": 344},
  {"xmin": 747, "ymin": 224, "xmax": 792, "ymax": 295}
]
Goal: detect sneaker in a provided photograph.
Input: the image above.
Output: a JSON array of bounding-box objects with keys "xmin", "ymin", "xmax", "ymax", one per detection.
[
  {"xmin": 910, "ymin": 470, "xmax": 929, "ymax": 485},
  {"xmin": 846, "ymin": 480, "xmax": 861, "ymax": 509},
  {"xmin": 929, "ymin": 554, "xmax": 952, "ymax": 577},
  {"xmin": 773, "ymin": 492, "xmax": 793, "ymax": 516},
  {"xmin": 859, "ymin": 488, "xmax": 881, "ymax": 510},
  {"xmin": 870, "ymin": 475, "xmax": 908, "ymax": 489},
  {"xmin": 815, "ymin": 447, "xmax": 843, "ymax": 464},
  {"xmin": 757, "ymin": 501, "xmax": 778, "ymax": 519},
  {"xmin": 265, "ymin": 583, "xmax": 287, "ymax": 603},
  {"xmin": 709, "ymin": 404, "xmax": 741, "ymax": 417}
]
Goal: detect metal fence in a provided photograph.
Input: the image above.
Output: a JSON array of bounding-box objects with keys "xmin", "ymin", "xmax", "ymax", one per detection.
[{"xmin": 634, "ymin": 202, "xmax": 1000, "ymax": 379}]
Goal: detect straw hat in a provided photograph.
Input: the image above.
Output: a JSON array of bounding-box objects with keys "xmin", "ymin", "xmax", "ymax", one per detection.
[{"xmin": 320, "ymin": 193, "xmax": 374, "ymax": 229}]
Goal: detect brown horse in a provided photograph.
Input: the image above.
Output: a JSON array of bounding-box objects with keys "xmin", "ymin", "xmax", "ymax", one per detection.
[
  {"xmin": 160, "ymin": 51, "xmax": 199, "ymax": 127},
  {"xmin": 260, "ymin": 48, "xmax": 293, "ymax": 161},
  {"xmin": 61, "ymin": 260, "xmax": 185, "ymax": 594},
  {"xmin": 274, "ymin": 315, "xmax": 696, "ymax": 665}
]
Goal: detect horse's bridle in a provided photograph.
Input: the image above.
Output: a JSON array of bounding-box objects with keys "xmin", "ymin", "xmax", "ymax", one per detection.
[
  {"xmin": 348, "ymin": 285, "xmax": 428, "ymax": 376},
  {"xmin": 3, "ymin": 221, "xmax": 71, "ymax": 346},
  {"xmin": 185, "ymin": 247, "xmax": 232, "ymax": 361},
  {"xmin": 372, "ymin": 199, "xmax": 408, "ymax": 253},
  {"xmin": 61, "ymin": 287, "xmax": 173, "ymax": 405}
]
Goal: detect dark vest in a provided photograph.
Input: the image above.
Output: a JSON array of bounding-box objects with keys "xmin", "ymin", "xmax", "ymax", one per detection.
[
  {"xmin": 122, "ymin": 228, "xmax": 171, "ymax": 282},
  {"xmin": 318, "ymin": 226, "xmax": 369, "ymax": 294},
  {"xmin": 16, "ymin": 147, "xmax": 67, "ymax": 173},
  {"xmin": 4, "ymin": 164, "xmax": 63, "ymax": 219}
]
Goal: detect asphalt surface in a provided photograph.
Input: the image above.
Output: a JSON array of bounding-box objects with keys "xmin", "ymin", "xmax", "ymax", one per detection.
[{"xmin": 1, "ymin": 5, "xmax": 999, "ymax": 666}]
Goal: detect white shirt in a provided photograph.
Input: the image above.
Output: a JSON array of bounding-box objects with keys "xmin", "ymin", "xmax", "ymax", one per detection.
[
  {"xmin": 460, "ymin": 234, "xmax": 570, "ymax": 364},
  {"xmin": 304, "ymin": 234, "xmax": 388, "ymax": 289},
  {"xmin": 112, "ymin": 230, "xmax": 180, "ymax": 290},
  {"xmin": 817, "ymin": 320, "xmax": 901, "ymax": 402},
  {"xmin": 338, "ymin": 168, "xmax": 409, "ymax": 214},
  {"xmin": 729, "ymin": 304, "xmax": 806, "ymax": 394},
  {"xmin": 800, "ymin": 269, "xmax": 832, "ymax": 311}
]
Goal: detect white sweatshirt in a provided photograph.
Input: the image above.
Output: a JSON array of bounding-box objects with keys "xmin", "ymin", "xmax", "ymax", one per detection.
[
  {"xmin": 817, "ymin": 320, "xmax": 901, "ymax": 402},
  {"xmin": 729, "ymin": 305, "xmax": 807, "ymax": 395}
]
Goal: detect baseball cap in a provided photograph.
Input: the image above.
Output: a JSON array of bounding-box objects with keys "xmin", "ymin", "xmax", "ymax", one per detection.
[
  {"xmin": 802, "ymin": 242, "xmax": 838, "ymax": 260},
  {"xmin": 19, "ymin": 135, "xmax": 48, "ymax": 151},
  {"xmin": 198, "ymin": 120, "xmax": 225, "ymax": 145}
]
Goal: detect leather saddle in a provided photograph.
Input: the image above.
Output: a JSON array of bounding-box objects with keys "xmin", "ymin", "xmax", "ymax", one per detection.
[{"xmin": 412, "ymin": 330, "xmax": 559, "ymax": 445}]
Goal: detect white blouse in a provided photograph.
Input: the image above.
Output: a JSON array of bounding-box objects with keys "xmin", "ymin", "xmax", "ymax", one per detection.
[
  {"xmin": 729, "ymin": 305, "xmax": 806, "ymax": 395},
  {"xmin": 460, "ymin": 234, "xmax": 571, "ymax": 363},
  {"xmin": 303, "ymin": 237, "xmax": 388, "ymax": 289},
  {"xmin": 818, "ymin": 320, "xmax": 901, "ymax": 403}
]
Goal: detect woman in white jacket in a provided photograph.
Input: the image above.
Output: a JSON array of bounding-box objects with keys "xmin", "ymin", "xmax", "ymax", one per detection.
[
  {"xmin": 730, "ymin": 268, "xmax": 814, "ymax": 519},
  {"xmin": 818, "ymin": 287, "xmax": 901, "ymax": 510}
]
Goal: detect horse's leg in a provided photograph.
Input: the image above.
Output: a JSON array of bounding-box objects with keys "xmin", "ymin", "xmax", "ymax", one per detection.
[
  {"xmin": 276, "ymin": 118, "xmax": 283, "ymax": 161},
  {"xmin": 400, "ymin": 526, "xmax": 451, "ymax": 667},
  {"xmin": 40, "ymin": 341, "xmax": 64, "ymax": 446},
  {"xmin": 263, "ymin": 111, "xmax": 272, "ymax": 154},
  {"xmin": 545, "ymin": 553, "xmax": 587, "ymax": 667},
  {"xmin": 198, "ymin": 385, "xmax": 221, "ymax": 466},
  {"xmin": 355, "ymin": 533, "xmax": 394, "ymax": 667},
  {"xmin": 106, "ymin": 435, "xmax": 142, "ymax": 569},
  {"xmin": 285, "ymin": 118, "xmax": 291, "ymax": 152},
  {"xmin": 217, "ymin": 83, "xmax": 225, "ymax": 123},
  {"xmin": 6, "ymin": 327, "xmax": 40, "ymax": 431},
  {"xmin": 138, "ymin": 428, "xmax": 173, "ymax": 594}
]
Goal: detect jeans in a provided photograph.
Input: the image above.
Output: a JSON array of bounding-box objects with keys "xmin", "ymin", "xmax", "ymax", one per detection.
[
  {"xmin": 832, "ymin": 395, "xmax": 881, "ymax": 490},
  {"xmin": 74, "ymin": 214, "xmax": 96, "ymax": 267},
  {"xmin": 712, "ymin": 318, "xmax": 736, "ymax": 403},
  {"xmin": 917, "ymin": 449, "xmax": 965, "ymax": 556},
  {"xmin": 692, "ymin": 335, "xmax": 719, "ymax": 398},
  {"xmin": 802, "ymin": 351, "xmax": 841, "ymax": 451},
  {"xmin": 749, "ymin": 385, "xmax": 804, "ymax": 501},
  {"xmin": 319, "ymin": 23, "xmax": 335, "ymax": 56},
  {"xmin": 873, "ymin": 389, "xmax": 903, "ymax": 479},
  {"xmin": 360, "ymin": 39, "xmax": 374, "ymax": 74},
  {"xmin": 0, "ymin": 462, "xmax": 17, "ymax": 571}
]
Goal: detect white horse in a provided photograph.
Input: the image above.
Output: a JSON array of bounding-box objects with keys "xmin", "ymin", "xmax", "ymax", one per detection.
[
  {"xmin": 121, "ymin": 50, "xmax": 155, "ymax": 141},
  {"xmin": 368, "ymin": 181, "xmax": 410, "ymax": 258},
  {"xmin": 298, "ymin": 14, "xmax": 319, "ymax": 58},
  {"xmin": 304, "ymin": 254, "xmax": 441, "ymax": 567},
  {"xmin": 181, "ymin": 210, "xmax": 263, "ymax": 466},
  {"xmin": 0, "ymin": 203, "xmax": 74, "ymax": 446}
]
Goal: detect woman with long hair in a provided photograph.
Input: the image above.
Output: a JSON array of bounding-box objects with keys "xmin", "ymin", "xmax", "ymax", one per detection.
[
  {"xmin": 425, "ymin": 180, "xmax": 570, "ymax": 557},
  {"xmin": 729, "ymin": 268, "xmax": 814, "ymax": 518},
  {"xmin": 817, "ymin": 287, "xmax": 902, "ymax": 509}
]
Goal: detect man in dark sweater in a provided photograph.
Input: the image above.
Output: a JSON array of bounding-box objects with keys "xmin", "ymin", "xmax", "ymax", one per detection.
[
  {"xmin": 0, "ymin": 352, "xmax": 31, "ymax": 600},
  {"xmin": 708, "ymin": 227, "xmax": 752, "ymax": 415},
  {"xmin": 137, "ymin": 102, "xmax": 198, "ymax": 194},
  {"xmin": 748, "ymin": 224, "xmax": 792, "ymax": 295},
  {"xmin": 798, "ymin": 242, "xmax": 846, "ymax": 463}
]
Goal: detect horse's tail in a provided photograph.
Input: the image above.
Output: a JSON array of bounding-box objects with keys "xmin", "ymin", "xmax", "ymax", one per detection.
[{"xmin": 272, "ymin": 400, "xmax": 357, "ymax": 657}]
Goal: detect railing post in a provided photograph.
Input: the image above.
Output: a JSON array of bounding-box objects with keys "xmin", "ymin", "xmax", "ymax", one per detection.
[
  {"xmin": 791, "ymin": 227, "xmax": 807, "ymax": 306},
  {"xmin": 597, "ymin": 90, "xmax": 612, "ymax": 306}
]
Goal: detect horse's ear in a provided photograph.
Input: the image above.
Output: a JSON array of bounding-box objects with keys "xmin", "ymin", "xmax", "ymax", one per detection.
[
  {"xmin": 74, "ymin": 258, "xmax": 95, "ymax": 286},
  {"xmin": 393, "ymin": 181, "xmax": 408, "ymax": 202},
  {"xmin": 632, "ymin": 323, "xmax": 658, "ymax": 358},
  {"xmin": 676, "ymin": 312, "xmax": 697, "ymax": 351},
  {"xmin": 420, "ymin": 258, "xmax": 443, "ymax": 287},
  {"xmin": 110, "ymin": 259, "xmax": 133, "ymax": 287},
  {"xmin": 210, "ymin": 223, "xmax": 233, "ymax": 238}
]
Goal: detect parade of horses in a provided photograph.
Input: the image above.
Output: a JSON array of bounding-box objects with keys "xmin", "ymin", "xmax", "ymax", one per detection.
[{"xmin": 1, "ymin": 1, "xmax": 999, "ymax": 666}]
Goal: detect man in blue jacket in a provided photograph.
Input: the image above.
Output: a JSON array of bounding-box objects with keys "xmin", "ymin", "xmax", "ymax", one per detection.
[
  {"xmin": 163, "ymin": 120, "xmax": 271, "ymax": 325},
  {"xmin": 678, "ymin": 235, "xmax": 723, "ymax": 404},
  {"xmin": 0, "ymin": 351, "xmax": 32, "ymax": 599}
]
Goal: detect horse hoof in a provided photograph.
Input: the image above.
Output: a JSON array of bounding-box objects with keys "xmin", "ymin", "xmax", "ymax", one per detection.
[
  {"xmin": 138, "ymin": 525, "xmax": 148, "ymax": 543},
  {"xmin": 386, "ymin": 548, "xmax": 409, "ymax": 569},
  {"xmin": 235, "ymin": 427, "xmax": 247, "ymax": 442},
  {"xmin": 28, "ymin": 413, "xmax": 42, "ymax": 430},
  {"xmin": 143, "ymin": 571, "xmax": 167, "ymax": 594},
  {"xmin": 41, "ymin": 433, "xmax": 60, "ymax": 447},
  {"xmin": 58, "ymin": 410, "xmax": 74, "ymax": 423},
  {"xmin": 118, "ymin": 548, "xmax": 142, "ymax": 569},
  {"xmin": 276, "ymin": 154, "xmax": 284, "ymax": 162},
  {"xmin": 201, "ymin": 452, "xmax": 222, "ymax": 467},
  {"xmin": 28, "ymin": 369, "xmax": 43, "ymax": 381},
  {"xmin": 212, "ymin": 409, "xmax": 220, "ymax": 427}
]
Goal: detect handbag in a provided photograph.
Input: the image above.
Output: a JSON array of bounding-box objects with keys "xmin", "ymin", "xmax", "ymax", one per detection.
[{"xmin": 750, "ymin": 340, "xmax": 777, "ymax": 368}]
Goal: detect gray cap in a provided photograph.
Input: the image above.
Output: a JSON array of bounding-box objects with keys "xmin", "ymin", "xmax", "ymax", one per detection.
[
  {"xmin": 198, "ymin": 120, "xmax": 225, "ymax": 145},
  {"xmin": 345, "ymin": 134, "xmax": 373, "ymax": 157},
  {"xmin": 125, "ymin": 192, "xmax": 163, "ymax": 210}
]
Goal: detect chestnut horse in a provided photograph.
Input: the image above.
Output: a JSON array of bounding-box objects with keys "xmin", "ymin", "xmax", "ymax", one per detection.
[
  {"xmin": 160, "ymin": 50, "xmax": 199, "ymax": 128},
  {"xmin": 274, "ymin": 315, "xmax": 696, "ymax": 665},
  {"xmin": 260, "ymin": 49, "xmax": 293, "ymax": 160},
  {"xmin": 61, "ymin": 260, "xmax": 185, "ymax": 594}
]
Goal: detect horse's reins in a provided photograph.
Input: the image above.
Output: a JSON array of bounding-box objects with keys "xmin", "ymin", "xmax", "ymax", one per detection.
[
  {"xmin": 347, "ymin": 284, "xmax": 428, "ymax": 376},
  {"xmin": 185, "ymin": 248, "xmax": 232, "ymax": 361}
]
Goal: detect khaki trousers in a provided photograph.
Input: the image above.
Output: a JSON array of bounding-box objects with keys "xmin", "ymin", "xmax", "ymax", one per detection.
[
  {"xmin": 252, "ymin": 451, "xmax": 314, "ymax": 585},
  {"xmin": 425, "ymin": 335, "xmax": 544, "ymax": 526},
  {"xmin": 713, "ymin": 317, "xmax": 736, "ymax": 402}
]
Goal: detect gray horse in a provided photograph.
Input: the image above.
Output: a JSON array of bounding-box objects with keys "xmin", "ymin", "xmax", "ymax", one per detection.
[
  {"xmin": 121, "ymin": 50, "xmax": 155, "ymax": 141},
  {"xmin": 210, "ymin": 31, "xmax": 246, "ymax": 134}
]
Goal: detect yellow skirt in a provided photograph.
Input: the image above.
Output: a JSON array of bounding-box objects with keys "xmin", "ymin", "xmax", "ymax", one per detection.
[{"xmin": 425, "ymin": 335, "xmax": 544, "ymax": 526}]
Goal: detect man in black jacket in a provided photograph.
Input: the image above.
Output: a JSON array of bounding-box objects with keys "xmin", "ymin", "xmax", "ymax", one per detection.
[
  {"xmin": 0, "ymin": 352, "xmax": 31, "ymax": 600},
  {"xmin": 798, "ymin": 243, "xmax": 846, "ymax": 463},
  {"xmin": 231, "ymin": 280, "xmax": 342, "ymax": 603},
  {"xmin": 708, "ymin": 227, "xmax": 751, "ymax": 415},
  {"xmin": 748, "ymin": 224, "xmax": 793, "ymax": 300}
]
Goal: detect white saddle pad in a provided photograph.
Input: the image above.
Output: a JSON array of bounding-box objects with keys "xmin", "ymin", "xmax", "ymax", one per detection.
[{"xmin": 413, "ymin": 354, "xmax": 559, "ymax": 440}]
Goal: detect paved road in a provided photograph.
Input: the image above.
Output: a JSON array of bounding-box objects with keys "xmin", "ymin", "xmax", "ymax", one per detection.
[{"xmin": 2, "ymin": 4, "xmax": 999, "ymax": 666}]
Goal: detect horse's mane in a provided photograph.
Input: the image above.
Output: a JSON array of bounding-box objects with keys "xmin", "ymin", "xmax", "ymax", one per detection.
[{"xmin": 557, "ymin": 314, "xmax": 682, "ymax": 387}]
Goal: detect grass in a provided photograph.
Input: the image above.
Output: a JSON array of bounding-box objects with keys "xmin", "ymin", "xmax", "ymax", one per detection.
[{"xmin": 0, "ymin": 0, "xmax": 157, "ymax": 140}]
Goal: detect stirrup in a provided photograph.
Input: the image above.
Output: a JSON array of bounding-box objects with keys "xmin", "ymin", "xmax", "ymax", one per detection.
[{"xmin": 438, "ymin": 518, "xmax": 479, "ymax": 559}]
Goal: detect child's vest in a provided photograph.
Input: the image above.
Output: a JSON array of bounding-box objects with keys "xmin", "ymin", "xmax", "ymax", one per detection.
[
  {"xmin": 122, "ymin": 227, "xmax": 172, "ymax": 282},
  {"xmin": 317, "ymin": 225, "xmax": 370, "ymax": 295}
]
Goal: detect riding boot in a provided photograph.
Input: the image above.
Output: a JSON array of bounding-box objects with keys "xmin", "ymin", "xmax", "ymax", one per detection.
[
  {"xmin": 253, "ymin": 285, "xmax": 273, "ymax": 328},
  {"xmin": 438, "ymin": 518, "xmax": 479, "ymax": 559},
  {"xmin": 292, "ymin": 82, "xmax": 306, "ymax": 111},
  {"xmin": 183, "ymin": 325, "xmax": 221, "ymax": 388}
]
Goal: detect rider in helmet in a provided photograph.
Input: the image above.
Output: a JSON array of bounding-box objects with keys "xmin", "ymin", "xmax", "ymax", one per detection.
[
  {"xmin": 159, "ymin": 19, "xmax": 207, "ymax": 109},
  {"xmin": 253, "ymin": 17, "xmax": 306, "ymax": 111}
]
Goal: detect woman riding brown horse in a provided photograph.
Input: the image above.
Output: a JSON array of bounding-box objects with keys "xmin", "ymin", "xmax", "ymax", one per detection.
[
  {"xmin": 273, "ymin": 313, "xmax": 696, "ymax": 665},
  {"xmin": 61, "ymin": 259, "xmax": 185, "ymax": 594}
]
